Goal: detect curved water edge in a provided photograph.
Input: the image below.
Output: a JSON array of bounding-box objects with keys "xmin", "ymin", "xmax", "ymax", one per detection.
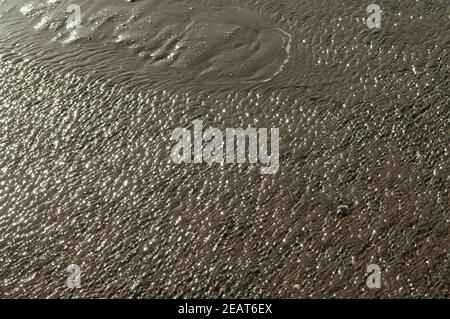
[{"xmin": 2, "ymin": 0, "xmax": 293, "ymax": 85}]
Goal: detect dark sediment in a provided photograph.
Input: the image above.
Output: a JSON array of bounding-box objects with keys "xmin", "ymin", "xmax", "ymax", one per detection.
[{"xmin": 0, "ymin": 0, "xmax": 448, "ymax": 298}]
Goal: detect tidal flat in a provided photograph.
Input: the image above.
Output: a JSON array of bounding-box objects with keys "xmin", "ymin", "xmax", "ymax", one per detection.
[{"xmin": 0, "ymin": 0, "xmax": 448, "ymax": 298}]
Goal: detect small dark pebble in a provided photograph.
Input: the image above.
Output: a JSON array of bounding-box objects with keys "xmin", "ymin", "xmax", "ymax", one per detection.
[{"xmin": 337, "ymin": 205, "xmax": 350, "ymax": 217}]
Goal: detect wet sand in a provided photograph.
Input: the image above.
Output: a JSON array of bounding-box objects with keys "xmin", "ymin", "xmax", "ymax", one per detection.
[{"xmin": 0, "ymin": 0, "xmax": 448, "ymax": 298}]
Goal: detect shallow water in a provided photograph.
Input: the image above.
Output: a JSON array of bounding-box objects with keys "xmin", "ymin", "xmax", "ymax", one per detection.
[{"xmin": 0, "ymin": 0, "xmax": 448, "ymax": 298}]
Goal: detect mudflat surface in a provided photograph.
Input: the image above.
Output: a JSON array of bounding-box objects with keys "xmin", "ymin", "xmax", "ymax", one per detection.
[{"xmin": 0, "ymin": 0, "xmax": 448, "ymax": 298}]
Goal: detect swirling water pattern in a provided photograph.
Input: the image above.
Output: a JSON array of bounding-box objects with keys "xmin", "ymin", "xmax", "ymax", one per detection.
[{"xmin": 0, "ymin": 0, "xmax": 448, "ymax": 298}]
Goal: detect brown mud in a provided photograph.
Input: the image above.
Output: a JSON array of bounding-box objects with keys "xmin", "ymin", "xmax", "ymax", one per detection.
[{"xmin": 0, "ymin": 0, "xmax": 448, "ymax": 298}]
